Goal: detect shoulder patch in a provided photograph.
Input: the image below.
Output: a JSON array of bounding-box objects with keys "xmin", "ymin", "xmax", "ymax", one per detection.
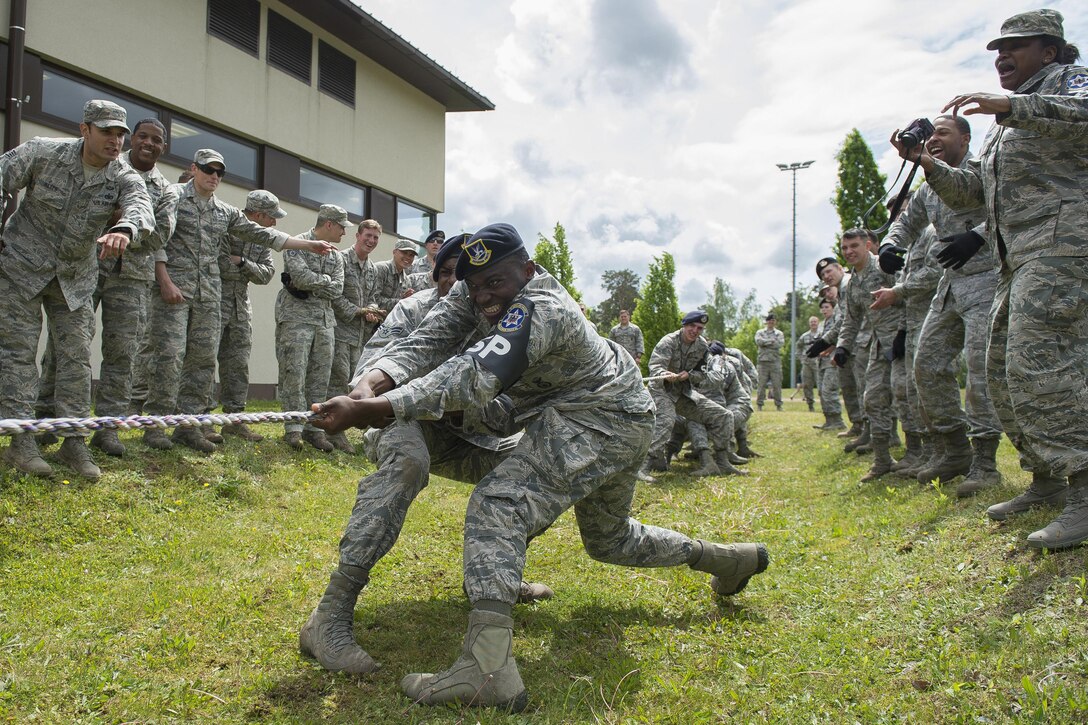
[
  {"xmin": 1067, "ymin": 72, "xmax": 1088, "ymax": 96},
  {"xmin": 466, "ymin": 298, "xmax": 534, "ymax": 390}
]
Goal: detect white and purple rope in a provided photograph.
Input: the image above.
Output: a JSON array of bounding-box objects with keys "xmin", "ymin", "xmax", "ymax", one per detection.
[{"xmin": 0, "ymin": 411, "xmax": 315, "ymax": 437}]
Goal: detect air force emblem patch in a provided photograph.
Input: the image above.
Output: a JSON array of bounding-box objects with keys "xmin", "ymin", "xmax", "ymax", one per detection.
[
  {"xmin": 1068, "ymin": 72, "xmax": 1088, "ymax": 96},
  {"xmin": 498, "ymin": 303, "xmax": 529, "ymax": 333},
  {"xmin": 463, "ymin": 238, "xmax": 492, "ymax": 266}
]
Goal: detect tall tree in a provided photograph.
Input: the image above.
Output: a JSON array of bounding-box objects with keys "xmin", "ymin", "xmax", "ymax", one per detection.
[
  {"xmin": 632, "ymin": 253, "xmax": 680, "ymax": 374},
  {"xmin": 704, "ymin": 277, "xmax": 760, "ymax": 343},
  {"xmin": 597, "ymin": 268, "xmax": 641, "ymax": 328},
  {"xmin": 533, "ymin": 222, "xmax": 581, "ymax": 301},
  {"xmin": 833, "ymin": 129, "xmax": 888, "ymax": 237}
]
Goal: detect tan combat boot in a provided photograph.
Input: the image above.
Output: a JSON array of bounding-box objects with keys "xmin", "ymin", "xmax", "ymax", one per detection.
[
  {"xmin": 327, "ymin": 431, "xmax": 355, "ymax": 454},
  {"xmin": 222, "ymin": 422, "xmax": 264, "ymax": 442},
  {"xmin": 173, "ymin": 426, "xmax": 216, "ymax": 453},
  {"xmin": 956, "ymin": 436, "xmax": 1003, "ymax": 497},
  {"xmin": 58, "ymin": 437, "xmax": 101, "ymax": 480},
  {"xmin": 299, "ymin": 565, "xmax": 379, "ymax": 673},
  {"xmin": 917, "ymin": 427, "xmax": 971, "ymax": 484},
  {"xmin": 3, "ymin": 433, "xmax": 53, "ymax": 477},
  {"xmin": 690, "ymin": 449, "xmax": 720, "ymax": 477},
  {"xmin": 283, "ymin": 431, "xmax": 304, "ymax": 450},
  {"xmin": 689, "ymin": 540, "xmax": 769, "ymax": 595},
  {"xmin": 302, "ymin": 430, "xmax": 334, "ymax": 452},
  {"xmin": 987, "ymin": 474, "xmax": 1067, "ymax": 521},
  {"xmin": 91, "ymin": 429, "xmax": 126, "ymax": 457},
  {"xmin": 401, "ymin": 608, "xmax": 528, "ymax": 712},
  {"xmin": 143, "ymin": 427, "xmax": 174, "ymax": 450},
  {"xmin": 1026, "ymin": 472, "xmax": 1088, "ymax": 550},
  {"xmin": 202, "ymin": 424, "xmax": 224, "ymax": 444}
]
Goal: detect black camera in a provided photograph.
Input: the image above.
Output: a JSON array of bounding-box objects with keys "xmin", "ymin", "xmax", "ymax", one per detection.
[{"xmin": 897, "ymin": 118, "xmax": 935, "ymax": 149}]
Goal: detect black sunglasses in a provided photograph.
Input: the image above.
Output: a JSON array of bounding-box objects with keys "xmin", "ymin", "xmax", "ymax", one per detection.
[{"xmin": 196, "ymin": 162, "xmax": 225, "ymax": 178}]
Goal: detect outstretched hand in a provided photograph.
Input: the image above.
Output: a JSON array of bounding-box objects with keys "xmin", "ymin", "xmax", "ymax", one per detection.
[
  {"xmin": 310, "ymin": 395, "xmax": 394, "ymax": 434},
  {"xmin": 942, "ymin": 93, "xmax": 1011, "ymax": 117}
]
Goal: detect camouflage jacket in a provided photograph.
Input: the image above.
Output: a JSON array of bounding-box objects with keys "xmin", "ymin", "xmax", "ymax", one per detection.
[
  {"xmin": 354, "ymin": 287, "xmax": 443, "ymax": 381},
  {"xmin": 99, "ymin": 156, "xmax": 176, "ymax": 283},
  {"xmin": 332, "ymin": 248, "xmax": 381, "ymax": 345},
  {"xmin": 839, "ymin": 253, "xmax": 903, "ymax": 352},
  {"xmin": 885, "ymin": 153, "xmax": 995, "ymax": 313},
  {"xmin": 608, "ymin": 322, "xmax": 645, "ymax": 359},
  {"xmin": 697, "ymin": 354, "xmax": 751, "ymax": 417},
  {"xmin": 275, "ymin": 229, "xmax": 344, "ymax": 327},
  {"xmin": 219, "ymin": 225, "xmax": 275, "ymax": 324},
  {"xmin": 648, "ymin": 330, "xmax": 713, "ymax": 401},
  {"xmin": 893, "ymin": 226, "xmax": 941, "ymax": 330},
  {"xmin": 156, "ymin": 181, "xmax": 288, "ymax": 302},
  {"xmin": 796, "ymin": 330, "xmax": 820, "ymax": 364},
  {"xmin": 0, "ymin": 136, "xmax": 153, "ymax": 309},
  {"xmin": 817, "ymin": 271, "xmax": 872, "ymax": 350},
  {"xmin": 926, "ymin": 62, "xmax": 1088, "ymax": 271},
  {"xmin": 372, "ymin": 259, "xmax": 410, "ymax": 312},
  {"xmin": 754, "ymin": 328, "xmax": 784, "ymax": 363},
  {"xmin": 376, "ymin": 268, "xmax": 653, "ymax": 428},
  {"xmin": 723, "ymin": 347, "xmax": 757, "ymax": 392}
]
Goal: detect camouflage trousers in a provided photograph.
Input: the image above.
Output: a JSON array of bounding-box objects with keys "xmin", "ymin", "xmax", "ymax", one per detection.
[
  {"xmin": 215, "ymin": 297, "xmax": 254, "ymax": 413},
  {"xmin": 339, "ymin": 419, "xmax": 508, "ymax": 572},
  {"xmin": 328, "ymin": 337, "xmax": 360, "ymax": 400},
  {"xmin": 817, "ymin": 362, "xmax": 841, "ymax": 416},
  {"xmin": 863, "ymin": 340, "xmax": 907, "ymax": 441},
  {"xmin": 756, "ymin": 360, "xmax": 782, "ymax": 406},
  {"xmin": 648, "ymin": 389, "xmax": 733, "ymax": 459},
  {"xmin": 800, "ymin": 360, "xmax": 818, "ymax": 405},
  {"xmin": 0, "ymin": 275, "xmax": 92, "ymax": 434},
  {"xmin": 37, "ymin": 275, "xmax": 149, "ymax": 418},
  {"xmin": 675, "ymin": 400, "xmax": 746, "ymax": 453},
  {"xmin": 987, "ymin": 258, "xmax": 1088, "ymax": 478},
  {"xmin": 276, "ymin": 321, "xmax": 333, "ymax": 433},
  {"xmin": 463, "ymin": 407, "xmax": 694, "ymax": 605},
  {"xmin": 145, "ymin": 294, "xmax": 222, "ymax": 416},
  {"xmin": 915, "ymin": 277, "xmax": 1001, "ymax": 439},
  {"xmin": 895, "ymin": 324, "xmax": 925, "ymax": 435},
  {"xmin": 129, "ymin": 286, "xmax": 154, "ymax": 412}
]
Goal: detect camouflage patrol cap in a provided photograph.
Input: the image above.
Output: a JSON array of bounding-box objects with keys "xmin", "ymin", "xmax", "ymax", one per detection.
[
  {"xmin": 245, "ymin": 190, "xmax": 287, "ymax": 219},
  {"xmin": 193, "ymin": 148, "xmax": 226, "ymax": 167},
  {"xmin": 987, "ymin": 9, "xmax": 1064, "ymax": 50},
  {"xmin": 317, "ymin": 204, "xmax": 350, "ymax": 227},
  {"xmin": 83, "ymin": 100, "xmax": 128, "ymax": 130},
  {"xmin": 393, "ymin": 237, "xmax": 419, "ymax": 253}
]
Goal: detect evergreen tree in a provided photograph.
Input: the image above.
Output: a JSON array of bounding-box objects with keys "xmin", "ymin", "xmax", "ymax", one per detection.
[
  {"xmin": 631, "ymin": 253, "xmax": 680, "ymax": 374},
  {"xmin": 833, "ymin": 129, "xmax": 888, "ymax": 238},
  {"xmin": 723, "ymin": 316, "xmax": 762, "ymax": 373},
  {"xmin": 533, "ymin": 222, "xmax": 581, "ymax": 301},
  {"xmin": 597, "ymin": 269, "xmax": 641, "ymax": 328}
]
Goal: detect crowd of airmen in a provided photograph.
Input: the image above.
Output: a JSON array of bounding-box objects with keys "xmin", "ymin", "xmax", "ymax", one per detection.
[{"xmin": 0, "ymin": 6, "xmax": 1085, "ymax": 713}]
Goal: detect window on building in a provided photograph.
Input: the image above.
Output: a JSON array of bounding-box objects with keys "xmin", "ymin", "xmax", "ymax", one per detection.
[
  {"xmin": 207, "ymin": 0, "xmax": 260, "ymax": 56},
  {"xmin": 318, "ymin": 40, "xmax": 355, "ymax": 107},
  {"xmin": 369, "ymin": 189, "xmax": 395, "ymax": 232},
  {"xmin": 41, "ymin": 69, "xmax": 159, "ymax": 130},
  {"xmin": 299, "ymin": 165, "xmax": 365, "ymax": 218},
  {"xmin": 396, "ymin": 199, "xmax": 434, "ymax": 242},
  {"xmin": 168, "ymin": 116, "xmax": 259, "ymax": 184},
  {"xmin": 267, "ymin": 10, "xmax": 312, "ymax": 84}
]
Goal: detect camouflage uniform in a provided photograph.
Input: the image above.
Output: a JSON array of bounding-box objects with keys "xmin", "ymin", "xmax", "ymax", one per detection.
[
  {"xmin": 814, "ymin": 317, "xmax": 841, "ymax": 417},
  {"xmin": 646, "ymin": 330, "xmax": 733, "ymax": 462},
  {"xmin": 754, "ymin": 327, "xmax": 784, "ymax": 408},
  {"xmin": 328, "ymin": 247, "xmax": 380, "ymax": 398},
  {"xmin": 372, "ymin": 259, "xmax": 410, "ymax": 312},
  {"xmin": 926, "ymin": 61, "xmax": 1088, "ymax": 478},
  {"xmin": 796, "ymin": 329, "xmax": 820, "ymax": 407},
  {"xmin": 38, "ymin": 156, "xmax": 175, "ymax": 419},
  {"xmin": 898, "ymin": 160, "xmax": 1001, "ymax": 441},
  {"xmin": 146, "ymin": 182, "xmax": 288, "ymax": 417},
  {"xmin": 722, "ymin": 347, "xmax": 757, "ymax": 443},
  {"xmin": 371, "ymin": 270, "xmax": 694, "ymax": 607},
  {"xmin": 682, "ymin": 354, "xmax": 751, "ymax": 454},
  {"xmin": 214, "ymin": 227, "xmax": 275, "ymax": 412},
  {"xmin": 0, "ymin": 137, "xmax": 152, "ymax": 429},
  {"xmin": 276, "ymin": 229, "xmax": 344, "ymax": 433},
  {"xmin": 887, "ymin": 225, "xmax": 942, "ymax": 437},
  {"xmin": 815, "ymin": 272, "xmax": 865, "ymax": 426},
  {"xmin": 837, "ymin": 253, "xmax": 906, "ymax": 441},
  {"xmin": 406, "ymin": 253, "xmax": 435, "ymax": 291},
  {"xmin": 608, "ymin": 322, "xmax": 645, "ymax": 362}
]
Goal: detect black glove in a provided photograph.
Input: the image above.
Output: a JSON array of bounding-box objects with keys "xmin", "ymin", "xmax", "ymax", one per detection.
[
  {"xmin": 280, "ymin": 271, "xmax": 310, "ymax": 300},
  {"xmin": 891, "ymin": 329, "xmax": 907, "ymax": 360},
  {"xmin": 806, "ymin": 339, "xmax": 832, "ymax": 358},
  {"xmin": 878, "ymin": 242, "xmax": 907, "ymax": 274},
  {"xmin": 936, "ymin": 230, "xmax": 985, "ymax": 270},
  {"xmin": 831, "ymin": 346, "xmax": 850, "ymax": 367}
]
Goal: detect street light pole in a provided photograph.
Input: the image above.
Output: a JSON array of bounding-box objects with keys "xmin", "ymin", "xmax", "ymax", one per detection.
[{"xmin": 776, "ymin": 160, "xmax": 815, "ymax": 397}]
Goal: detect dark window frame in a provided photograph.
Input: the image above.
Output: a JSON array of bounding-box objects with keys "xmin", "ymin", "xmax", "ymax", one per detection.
[
  {"xmin": 394, "ymin": 196, "xmax": 436, "ymax": 239},
  {"xmin": 297, "ymin": 162, "xmax": 367, "ymax": 222},
  {"xmin": 26, "ymin": 63, "xmax": 162, "ymax": 138},
  {"xmin": 161, "ymin": 113, "xmax": 261, "ymax": 188}
]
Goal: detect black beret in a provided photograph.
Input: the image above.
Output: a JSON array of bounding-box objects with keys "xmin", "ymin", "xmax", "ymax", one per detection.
[
  {"xmin": 815, "ymin": 257, "xmax": 839, "ymax": 278},
  {"xmin": 708, "ymin": 341, "xmax": 725, "ymax": 355},
  {"xmin": 432, "ymin": 233, "xmax": 470, "ymax": 281},
  {"xmin": 455, "ymin": 223, "xmax": 526, "ymax": 280},
  {"xmin": 425, "ymin": 229, "xmax": 446, "ymax": 245},
  {"xmin": 682, "ymin": 310, "xmax": 708, "ymax": 326}
]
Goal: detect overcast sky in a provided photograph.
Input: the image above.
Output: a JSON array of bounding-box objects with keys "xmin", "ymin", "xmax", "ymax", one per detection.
[{"xmin": 359, "ymin": 0, "xmax": 1087, "ymax": 315}]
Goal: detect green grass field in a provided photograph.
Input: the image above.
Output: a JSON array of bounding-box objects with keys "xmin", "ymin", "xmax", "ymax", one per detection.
[{"xmin": 2, "ymin": 400, "xmax": 1087, "ymax": 723}]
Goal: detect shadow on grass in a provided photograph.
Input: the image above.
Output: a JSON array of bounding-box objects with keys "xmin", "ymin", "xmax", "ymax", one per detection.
[{"xmin": 258, "ymin": 594, "xmax": 742, "ymax": 720}]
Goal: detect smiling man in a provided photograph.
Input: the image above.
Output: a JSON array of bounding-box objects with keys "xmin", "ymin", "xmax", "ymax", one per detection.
[
  {"xmin": 308, "ymin": 223, "xmax": 769, "ymax": 712},
  {"xmin": 0, "ymin": 100, "xmax": 154, "ymax": 479}
]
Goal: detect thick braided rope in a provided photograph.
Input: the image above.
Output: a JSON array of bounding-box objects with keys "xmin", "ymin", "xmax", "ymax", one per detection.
[{"xmin": 0, "ymin": 411, "xmax": 316, "ymax": 437}]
